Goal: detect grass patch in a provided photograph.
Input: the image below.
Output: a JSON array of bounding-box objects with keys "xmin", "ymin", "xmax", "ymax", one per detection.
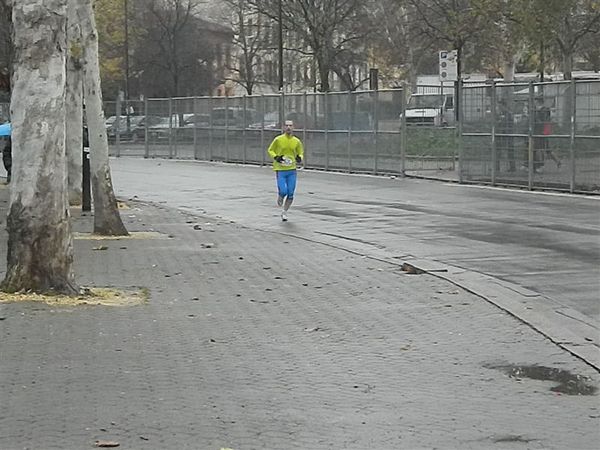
[
  {"xmin": 73, "ymin": 231, "xmax": 167, "ymax": 240},
  {"xmin": 0, "ymin": 287, "xmax": 149, "ymax": 307},
  {"xmin": 405, "ymin": 127, "xmax": 457, "ymax": 157}
]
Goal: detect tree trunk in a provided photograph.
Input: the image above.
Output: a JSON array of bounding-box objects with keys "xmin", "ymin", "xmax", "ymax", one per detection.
[
  {"xmin": 78, "ymin": 0, "xmax": 128, "ymax": 236},
  {"xmin": 562, "ymin": 50, "xmax": 573, "ymax": 81},
  {"xmin": 2, "ymin": 0, "xmax": 78, "ymax": 295},
  {"xmin": 66, "ymin": 0, "xmax": 83, "ymax": 206},
  {"xmin": 316, "ymin": 51, "xmax": 330, "ymax": 92},
  {"xmin": 503, "ymin": 56, "xmax": 516, "ymax": 82}
]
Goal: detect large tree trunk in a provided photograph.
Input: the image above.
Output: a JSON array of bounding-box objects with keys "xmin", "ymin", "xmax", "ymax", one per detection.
[
  {"xmin": 66, "ymin": 0, "xmax": 83, "ymax": 206},
  {"xmin": 316, "ymin": 51, "xmax": 330, "ymax": 92},
  {"xmin": 562, "ymin": 50, "xmax": 573, "ymax": 81},
  {"xmin": 78, "ymin": 0, "xmax": 128, "ymax": 236},
  {"xmin": 1, "ymin": 0, "xmax": 78, "ymax": 295}
]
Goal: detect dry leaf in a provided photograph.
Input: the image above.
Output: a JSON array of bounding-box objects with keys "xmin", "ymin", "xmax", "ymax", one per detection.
[{"xmin": 95, "ymin": 440, "xmax": 120, "ymax": 447}]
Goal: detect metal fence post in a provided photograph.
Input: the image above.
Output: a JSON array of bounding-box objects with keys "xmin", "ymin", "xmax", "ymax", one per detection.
[
  {"xmin": 82, "ymin": 145, "xmax": 91, "ymax": 212},
  {"xmin": 260, "ymin": 94, "xmax": 265, "ymax": 166},
  {"xmin": 115, "ymin": 97, "xmax": 121, "ymax": 157},
  {"xmin": 325, "ymin": 92, "xmax": 329, "ymax": 170},
  {"xmin": 243, "ymin": 94, "xmax": 247, "ymax": 164},
  {"xmin": 279, "ymin": 90, "xmax": 285, "ymax": 131},
  {"xmin": 193, "ymin": 96, "xmax": 199, "ymax": 160},
  {"xmin": 527, "ymin": 82, "xmax": 534, "ymax": 190},
  {"xmin": 173, "ymin": 99, "xmax": 179, "ymax": 159},
  {"xmin": 168, "ymin": 97, "xmax": 173, "ymax": 159},
  {"xmin": 347, "ymin": 90, "xmax": 352, "ymax": 173},
  {"xmin": 569, "ymin": 79, "xmax": 576, "ymax": 193},
  {"xmin": 457, "ymin": 80, "xmax": 464, "ymax": 183},
  {"xmin": 144, "ymin": 97, "xmax": 150, "ymax": 158},
  {"xmin": 374, "ymin": 89, "xmax": 379, "ymax": 174},
  {"xmin": 303, "ymin": 92, "xmax": 308, "ymax": 168},
  {"xmin": 208, "ymin": 95, "xmax": 213, "ymax": 161},
  {"xmin": 225, "ymin": 95, "xmax": 229, "ymax": 162},
  {"xmin": 491, "ymin": 80, "xmax": 497, "ymax": 185},
  {"xmin": 400, "ymin": 85, "xmax": 407, "ymax": 176}
]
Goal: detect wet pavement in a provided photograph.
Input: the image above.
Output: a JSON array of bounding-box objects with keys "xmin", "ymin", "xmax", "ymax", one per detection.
[
  {"xmin": 110, "ymin": 158, "xmax": 600, "ymax": 367},
  {"xmin": 0, "ymin": 161, "xmax": 599, "ymax": 449}
]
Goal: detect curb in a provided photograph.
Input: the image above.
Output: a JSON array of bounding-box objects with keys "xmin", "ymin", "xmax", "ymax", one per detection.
[{"xmin": 268, "ymin": 229, "xmax": 600, "ymax": 372}]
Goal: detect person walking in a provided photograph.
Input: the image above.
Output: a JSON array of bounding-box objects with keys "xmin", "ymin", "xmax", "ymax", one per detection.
[
  {"xmin": 267, "ymin": 120, "xmax": 304, "ymax": 222},
  {"xmin": 2, "ymin": 137, "xmax": 11, "ymax": 183}
]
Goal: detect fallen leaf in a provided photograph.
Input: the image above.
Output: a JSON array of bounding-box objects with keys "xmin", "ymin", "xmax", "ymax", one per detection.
[{"xmin": 95, "ymin": 440, "xmax": 120, "ymax": 447}]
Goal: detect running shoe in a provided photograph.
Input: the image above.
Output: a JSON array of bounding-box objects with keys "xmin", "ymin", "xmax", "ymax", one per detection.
[{"xmin": 281, "ymin": 211, "xmax": 288, "ymax": 222}]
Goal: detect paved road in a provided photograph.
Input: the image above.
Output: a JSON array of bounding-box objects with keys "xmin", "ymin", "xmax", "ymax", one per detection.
[
  {"xmin": 111, "ymin": 157, "xmax": 600, "ymax": 323},
  {"xmin": 1, "ymin": 182, "xmax": 599, "ymax": 449}
]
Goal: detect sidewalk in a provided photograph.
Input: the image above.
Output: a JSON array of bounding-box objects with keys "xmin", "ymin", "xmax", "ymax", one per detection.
[{"xmin": 0, "ymin": 183, "xmax": 598, "ymax": 449}]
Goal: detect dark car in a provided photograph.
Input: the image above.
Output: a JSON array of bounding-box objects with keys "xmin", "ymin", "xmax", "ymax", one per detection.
[
  {"xmin": 107, "ymin": 115, "xmax": 163, "ymax": 143},
  {"xmin": 249, "ymin": 111, "xmax": 316, "ymax": 130}
]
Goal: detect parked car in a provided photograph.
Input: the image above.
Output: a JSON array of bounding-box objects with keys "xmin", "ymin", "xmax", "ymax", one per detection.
[
  {"xmin": 146, "ymin": 114, "xmax": 195, "ymax": 141},
  {"xmin": 400, "ymin": 93, "xmax": 454, "ymax": 127},
  {"xmin": 327, "ymin": 111, "xmax": 372, "ymax": 130},
  {"xmin": 211, "ymin": 107, "xmax": 258, "ymax": 127},
  {"xmin": 181, "ymin": 113, "xmax": 210, "ymax": 128},
  {"xmin": 249, "ymin": 111, "xmax": 316, "ymax": 130},
  {"xmin": 107, "ymin": 115, "xmax": 164, "ymax": 143},
  {"xmin": 105, "ymin": 115, "xmax": 126, "ymax": 129},
  {"xmin": 147, "ymin": 117, "xmax": 175, "ymax": 141}
]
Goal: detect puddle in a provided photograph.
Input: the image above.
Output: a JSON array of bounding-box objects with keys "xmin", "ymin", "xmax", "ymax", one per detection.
[
  {"xmin": 492, "ymin": 435, "xmax": 534, "ymax": 443},
  {"xmin": 484, "ymin": 363, "xmax": 598, "ymax": 396},
  {"xmin": 300, "ymin": 207, "xmax": 354, "ymax": 218},
  {"xmin": 401, "ymin": 263, "xmax": 425, "ymax": 275}
]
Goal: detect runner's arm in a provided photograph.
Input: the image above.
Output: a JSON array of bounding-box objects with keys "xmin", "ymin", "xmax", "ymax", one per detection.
[
  {"xmin": 267, "ymin": 137, "xmax": 279, "ymax": 160},
  {"xmin": 296, "ymin": 139, "xmax": 304, "ymax": 160}
]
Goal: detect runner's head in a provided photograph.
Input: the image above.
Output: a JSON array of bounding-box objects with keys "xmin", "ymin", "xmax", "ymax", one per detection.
[{"xmin": 284, "ymin": 120, "xmax": 293, "ymax": 135}]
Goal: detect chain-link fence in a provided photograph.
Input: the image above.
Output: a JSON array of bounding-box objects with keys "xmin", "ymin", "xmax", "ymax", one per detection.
[
  {"xmin": 1, "ymin": 80, "xmax": 598, "ymax": 193},
  {"xmin": 106, "ymin": 87, "xmax": 462, "ymax": 178},
  {"xmin": 460, "ymin": 80, "xmax": 600, "ymax": 192}
]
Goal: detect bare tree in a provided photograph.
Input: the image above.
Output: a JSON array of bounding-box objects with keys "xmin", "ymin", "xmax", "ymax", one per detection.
[
  {"xmin": 407, "ymin": 0, "xmax": 502, "ymax": 81},
  {"xmin": 366, "ymin": 1, "xmax": 428, "ymax": 88},
  {"xmin": 138, "ymin": 0, "xmax": 211, "ymax": 96},
  {"xmin": 2, "ymin": 0, "xmax": 78, "ymax": 295},
  {"xmin": 580, "ymin": 29, "xmax": 600, "ymax": 71},
  {"xmin": 512, "ymin": 0, "xmax": 600, "ymax": 80},
  {"xmin": 250, "ymin": 0, "xmax": 370, "ymax": 92},
  {"xmin": 222, "ymin": 0, "xmax": 269, "ymax": 94},
  {"xmin": 78, "ymin": 0, "xmax": 128, "ymax": 236},
  {"xmin": 331, "ymin": 48, "xmax": 370, "ymax": 91},
  {"xmin": 66, "ymin": 0, "xmax": 83, "ymax": 206}
]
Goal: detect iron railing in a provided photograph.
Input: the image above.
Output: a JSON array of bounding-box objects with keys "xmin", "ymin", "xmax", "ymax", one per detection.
[{"xmin": 1, "ymin": 80, "xmax": 598, "ymax": 193}]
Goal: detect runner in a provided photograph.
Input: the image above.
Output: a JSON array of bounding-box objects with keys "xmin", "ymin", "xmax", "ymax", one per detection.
[{"xmin": 267, "ymin": 120, "xmax": 304, "ymax": 222}]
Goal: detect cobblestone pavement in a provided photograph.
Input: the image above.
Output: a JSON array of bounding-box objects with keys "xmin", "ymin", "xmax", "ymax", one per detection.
[{"xmin": 0, "ymin": 188, "xmax": 598, "ymax": 450}]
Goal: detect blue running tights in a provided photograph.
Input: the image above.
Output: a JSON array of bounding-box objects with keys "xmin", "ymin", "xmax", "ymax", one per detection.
[{"xmin": 276, "ymin": 170, "xmax": 297, "ymax": 199}]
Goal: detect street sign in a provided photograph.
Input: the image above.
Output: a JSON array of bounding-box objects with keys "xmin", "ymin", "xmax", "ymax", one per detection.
[{"xmin": 439, "ymin": 50, "xmax": 458, "ymax": 82}]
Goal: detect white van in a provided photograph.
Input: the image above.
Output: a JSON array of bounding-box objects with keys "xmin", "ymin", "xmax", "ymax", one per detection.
[{"xmin": 403, "ymin": 93, "xmax": 455, "ymax": 126}]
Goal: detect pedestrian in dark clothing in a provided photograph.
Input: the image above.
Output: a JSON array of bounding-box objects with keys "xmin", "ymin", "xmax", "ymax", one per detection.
[
  {"xmin": 533, "ymin": 99, "xmax": 560, "ymax": 172},
  {"xmin": 2, "ymin": 137, "xmax": 11, "ymax": 183}
]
